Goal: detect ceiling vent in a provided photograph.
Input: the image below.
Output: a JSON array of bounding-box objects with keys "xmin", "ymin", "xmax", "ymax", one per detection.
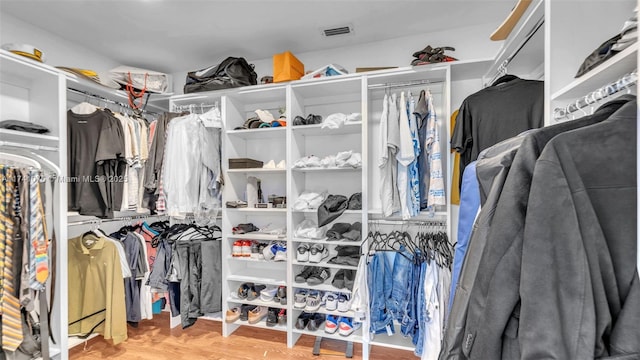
[{"xmin": 322, "ymin": 25, "xmax": 353, "ymax": 37}]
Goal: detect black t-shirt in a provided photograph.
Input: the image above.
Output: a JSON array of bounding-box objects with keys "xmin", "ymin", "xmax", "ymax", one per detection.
[
  {"xmin": 67, "ymin": 109, "xmax": 125, "ymax": 217},
  {"xmin": 451, "ymin": 77, "xmax": 544, "ymax": 189}
]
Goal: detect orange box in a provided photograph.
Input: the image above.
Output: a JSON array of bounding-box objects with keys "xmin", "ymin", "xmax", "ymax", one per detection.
[{"xmin": 273, "ymin": 51, "xmax": 304, "ymax": 83}]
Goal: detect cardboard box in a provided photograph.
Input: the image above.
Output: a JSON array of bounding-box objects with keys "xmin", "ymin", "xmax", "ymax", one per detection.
[{"xmin": 273, "ymin": 51, "xmax": 304, "ymax": 83}]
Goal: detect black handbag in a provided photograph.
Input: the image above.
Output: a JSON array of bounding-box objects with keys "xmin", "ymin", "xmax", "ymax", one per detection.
[{"xmin": 184, "ymin": 57, "xmax": 257, "ymax": 93}]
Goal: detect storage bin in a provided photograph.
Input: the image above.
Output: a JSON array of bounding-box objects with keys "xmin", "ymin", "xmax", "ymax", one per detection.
[{"xmin": 273, "ymin": 51, "xmax": 304, "ymax": 83}]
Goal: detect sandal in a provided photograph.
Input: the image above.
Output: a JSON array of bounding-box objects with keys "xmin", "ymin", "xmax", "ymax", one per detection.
[{"xmin": 248, "ymin": 284, "xmax": 266, "ymax": 301}]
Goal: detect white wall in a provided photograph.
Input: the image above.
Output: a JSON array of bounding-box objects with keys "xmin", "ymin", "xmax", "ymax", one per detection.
[
  {"xmin": 171, "ymin": 22, "xmax": 502, "ymax": 94},
  {"xmin": 0, "ymin": 12, "xmax": 119, "ymax": 72}
]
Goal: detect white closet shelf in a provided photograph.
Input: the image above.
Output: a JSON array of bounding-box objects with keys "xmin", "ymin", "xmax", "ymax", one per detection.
[
  {"xmin": 292, "ymin": 305, "xmax": 355, "ymax": 318},
  {"xmin": 293, "ymin": 209, "xmax": 362, "ymax": 214},
  {"xmin": 292, "ymin": 328, "xmax": 363, "ymax": 343},
  {"xmin": 227, "ymin": 233, "xmax": 287, "ymax": 241},
  {"xmin": 291, "ymin": 76, "xmax": 362, "ymax": 98},
  {"xmin": 0, "ymin": 128, "xmax": 59, "ymax": 142},
  {"xmin": 68, "ymin": 334, "xmax": 99, "ymax": 349},
  {"xmin": 293, "ymin": 258, "xmax": 358, "ymax": 271},
  {"xmin": 227, "ymin": 297, "xmax": 287, "ymax": 309},
  {"xmin": 368, "ymin": 209, "xmax": 448, "ymax": 220},
  {"xmin": 0, "ymin": 49, "xmax": 60, "ymax": 79},
  {"xmin": 292, "ymin": 237, "xmax": 363, "ymax": 246},
  {"xmin": 226, "ymin": 127, "xmax": 286, "ymax": 140},
  {"xmin": 369, "ymin": 323, "xmax": 416, "ymax": 351},
  {"xmin": 228, "ymin": 273, "xmax": 286, "ymax": 287},
  {"xmin": 291, "ymin": 166, "xmax": 362, "ymax": 172},
  {"xmin": 551, "ymin": 43, "xmax": 638, "ymax": 101},
  {"xmin": 229, "ymin": 319, "xmax": 287, "ymax": 332},
  {"xmin": 291, "ymin": 122, "xmax": 362, "ymax": 136},
  {"xmin": 227, "ymin": 168, "xmax": 286, "ymax": 174},
  {"xmin": 293, "ymin": 282, "xmax": 352, "ymax": 294},
  {"xmin": 226, "ymin": 207, "xmax": 287, "ymax": 213},
  {"xmin": 227, "ymin": 255, "xmax": 287, "ymax": 265}
]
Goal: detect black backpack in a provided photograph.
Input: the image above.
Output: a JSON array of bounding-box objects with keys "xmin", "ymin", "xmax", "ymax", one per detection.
[{"xmin": 184, "ymin": 57, "xmax": 257, "ymax": 93}]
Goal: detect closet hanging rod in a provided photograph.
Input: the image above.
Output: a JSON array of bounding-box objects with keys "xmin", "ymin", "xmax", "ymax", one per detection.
[
  {"xmin": 368, "ymin": 79, "xmax": 444, "ymax": 90},
  {"xmin": 0, "ymin": 141, "xmax": 58, "ymax": 152},
  {"xmin": 553, "ymin": 71, "xmax": 637, "ymax": 121},
  {"xmin": 486, "ymin": 17, "xmax": 544, "ymax": 86},
  {"xmin": 67, "ymin": 87, "xmax": 160, "ymax": 116}
]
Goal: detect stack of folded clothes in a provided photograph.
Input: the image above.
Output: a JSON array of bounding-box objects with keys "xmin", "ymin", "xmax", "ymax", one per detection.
[
  {"xmin": 293, "ymin": 151, "xmax": 362, "ymax": 169},
  {"xmin": 293, "ymin": 190, "xmax": 328, "ymax": 211},
  {"xmin": 326, "ymin": 222, "xmax": 362, "ymax": 242},
  {"xmin": 294, "ymin": 219, "xmax": 327, "ymax": 239},
  {"xmin": 317, "ymin": 192, "xmax": 362, "ymax": 227}
]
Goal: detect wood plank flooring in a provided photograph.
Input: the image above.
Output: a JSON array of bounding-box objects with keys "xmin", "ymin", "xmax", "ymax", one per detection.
[{"xmin": 69, "ymin": 312, "xmax": 417, "ymax": 360}]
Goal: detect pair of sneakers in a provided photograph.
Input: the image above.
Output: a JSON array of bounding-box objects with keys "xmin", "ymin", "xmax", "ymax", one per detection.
[
  {"xmin": 296, "ymin": 243, "xmax": 329, "ymax": 263},
  {"xmin": 323, "ymin": 292, "xmax": 351, "ymax": 312},
  {"xmin": 263, "ymin": 241, "xmax": 287, "ymax": 262},
  {"xmin": 296, "ymin": 312, "xmax": 326, "ymax": 331},
  {"xmin": 295, "ymin": 266, "xmax": 331, "ymax": 285},
  {"xmin": 325, "ymin": 315, "xmax": 361, "ymax": 336},
  {"xmin": 263, "ymin": 160, "xmax": 286, "ymax": 169},
  {"xmin": 232, "ymin": 240, "xmax": 253, "ymax": 257},
  {"xmin": 266, "ymin": 308, "xmax": 286, "ymax": 327},
  {"xmin": 293, "ymin": 289, "xmax": 324, "ymax": 311}
]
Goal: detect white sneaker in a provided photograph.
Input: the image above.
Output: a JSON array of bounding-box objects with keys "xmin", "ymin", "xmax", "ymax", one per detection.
[
  {"xmin": 263, "ymin": 160, "xmax": 276, "ymax": 169},
  {"xmin": 337, "ymin": 293, "xmax": 351, "ymax": 312},
  {"xmin": 296, "ymin": 243, "xmax": 310, "ymax": 262},
  {"xmin": 323, "ymin": 292, "xmax": 339, "ymax": 311},
  {"xmin": 273, "ymin": 242, "xmax": 287, "ymax": 262},
  {"xmin": 309, "ymin": 243, "xmax": 329, "ymax": 263},
  {"xmin": 276, "ymin": 160, "xmax": 286, "ymax": 169}
]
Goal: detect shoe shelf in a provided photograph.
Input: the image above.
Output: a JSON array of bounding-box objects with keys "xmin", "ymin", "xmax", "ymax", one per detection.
[
  {"xmin": 293, "ymin": 258, "xmax": 358, "ymax": 271},
  {"xmin": 227, "ymin": 297, "xmax": 287, "ymax": 310},
  {"xmin": 227, "ymin": 233, "xmax": 287, "ymax": 241},
  {"xmin": 291, "ymin": 167, "xmax": 361, "ymax": 173},
  {"xmin": 292, "ymin": 237, "xmax": 363, "ymax": 246},
  {"xmin": 227, "ymin": 168, "xmax": 286, "ymax": 174},
  {"xmin": 226, "ymin": 127, "xmax": 285, "ymax": 140},
  {"xmin": 291, "ymin": 122, "xmax": 362, "ymax": 136},
  {"xmin": 228, "ymin": 273, "xmax": 287, "ymax": 287},
  {"xmin": 293, "ymin": 282, "xmax": 352, "ymax": 294},
  {"xmin": 227, "ymin": 255, "xmax": 287, "ymax": 264},
  {"xmin": 229, "ymin": 319, "xmax": 287, "ymax": 332},
  {"xmin": 292, "ymin": 328, "xmax": 363, "ymax": 343},
  {"xmin": 292, "ymin": 305, "xmax": 355, "ymax": 318}
]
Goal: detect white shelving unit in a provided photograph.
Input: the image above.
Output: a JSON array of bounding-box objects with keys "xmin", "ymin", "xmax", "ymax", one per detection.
[
  {"xmin": 0, "ymin": 49, "xmax": 68, "ymax": 359},
  {"xmin": 168, "ymin": 64, "xmax": 455, "ymax": 359}
]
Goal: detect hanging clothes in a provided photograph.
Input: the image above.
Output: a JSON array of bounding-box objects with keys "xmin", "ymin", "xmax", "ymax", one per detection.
[{"xmin": 67, "ymin": 108, "xmax": 126, "ymax": 218}]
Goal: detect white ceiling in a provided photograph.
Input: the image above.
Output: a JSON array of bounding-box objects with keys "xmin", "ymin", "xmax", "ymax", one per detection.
[{"xmin": 0, "ymin": 0, "xmax": 513, "ymax": 73}]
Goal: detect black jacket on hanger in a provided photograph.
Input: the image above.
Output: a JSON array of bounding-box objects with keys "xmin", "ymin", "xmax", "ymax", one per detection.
[
  {"xmin": 458, "ymin": 96, "xmax": 636, "ymax": 360},
  {"xmin": 519, "ymin": 101, "xmax": 638, "ymax": 359}
]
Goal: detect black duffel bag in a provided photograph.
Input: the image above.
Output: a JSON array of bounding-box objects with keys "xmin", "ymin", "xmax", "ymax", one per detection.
[{"xmin": 184, "ymin": 57, "xmax": 257, "ymax": 93}]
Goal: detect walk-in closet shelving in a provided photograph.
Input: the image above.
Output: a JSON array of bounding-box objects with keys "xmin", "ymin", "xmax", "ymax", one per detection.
[
  {"xmin": 287, "ymin": 75, "xmax": 368, "ymax": 347},
  {"xmin": 0, "ymin": 49, "xmax": 67, "ymax": 359},
  {"xmin": 219, "ymin": 85, "xmax": 289, "ymax": 338}
]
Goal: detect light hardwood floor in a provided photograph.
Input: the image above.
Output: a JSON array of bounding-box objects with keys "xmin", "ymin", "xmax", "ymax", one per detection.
[{"xmin": 69, "ymin": 312, "xmax": 417, "ymax": 360}]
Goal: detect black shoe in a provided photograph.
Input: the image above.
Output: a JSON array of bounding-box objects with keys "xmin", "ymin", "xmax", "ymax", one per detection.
[
  {"xmin": 307, "ymin": 267, "xmax": 331, "ymax": 286},
  {"xmin": 307, "ymin": 313, "xmax": 326, "ymax": 331},
  {"xmin": 248, "ymin": 284, "xmax": 266, "ymax": 300},
  {"xmin": 295, "ymin": 266, "xmax": 315, "ymax": 283},
  {"xmin": 295, "ymin": 311, "xmax": 313, "ymax": 330},
  {"xmin": 239, "ymin": 304, "xmax": 257, "ymax": 321},
  {"xmin": 238, "ymin": 282, "xmax": 254, "ymax": 299},
  {"xmin": 266, "ymin": 307, "xmax": 279, "ymax": 327}
]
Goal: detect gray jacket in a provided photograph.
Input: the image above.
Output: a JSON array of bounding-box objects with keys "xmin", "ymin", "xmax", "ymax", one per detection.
[
  {"xmin": 461, "ymin": 96, "xmax": 635, "ymax": 360},
  {"xmin": 519, "ymin": 101, "xmax": 638, "ymax": 359}
]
